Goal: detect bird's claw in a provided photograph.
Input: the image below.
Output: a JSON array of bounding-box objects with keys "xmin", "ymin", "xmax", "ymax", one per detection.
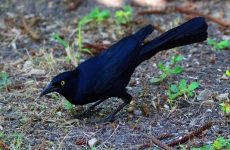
[
  {"xmin": 74, "ymin": 110, "xmax": 92, "ymax": 119},
  {"xmin": 93, "ymin": 116, "xmax": 115, "ymax": 124}
]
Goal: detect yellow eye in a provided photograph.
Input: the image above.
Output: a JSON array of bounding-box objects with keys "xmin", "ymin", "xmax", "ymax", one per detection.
[{"xmin": 60, "ymin": 81, "xmax": 65, "ymax": 86}]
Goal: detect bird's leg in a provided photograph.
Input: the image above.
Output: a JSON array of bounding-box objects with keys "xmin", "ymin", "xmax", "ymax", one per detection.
[
  {"xmin": 95, "ymin": 92, "xmax": 132, "ymax": 123},
  {"xmin": 98, "ymin": 102, "xmax": 129, "ymax": 123},
  {"xmin": 75, "ymin": 99, "xmax": 106, "ymax": 118}
]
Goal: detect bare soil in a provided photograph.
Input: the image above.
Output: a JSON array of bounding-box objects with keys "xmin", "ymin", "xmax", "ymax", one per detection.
[{"xmin": 0, "ymin": 0, "xmax": 230, "ymax": 149}]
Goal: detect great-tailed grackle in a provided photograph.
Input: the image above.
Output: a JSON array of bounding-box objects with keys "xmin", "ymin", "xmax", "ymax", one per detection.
[{"xmin": 40, "ymin": 17, "xmax": 208, "ymax": 122}]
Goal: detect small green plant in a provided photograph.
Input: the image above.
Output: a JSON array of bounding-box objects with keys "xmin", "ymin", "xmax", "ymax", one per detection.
[
  {"xmin": 77, "ymin": 7, "xmax": 110, "ymax": 56},
  {"xmin": 150, "ymin": 55, "xmax": 184, "ymax": 83},
  {"xmin": 84, "ymin": 7, "xmax": 110, "ymax": 23},
  {"xmin": 0, "ymin": 71, "xmax": 10, "ymax": 91},
  {"xmin": 91, "ymin": 147, "xmax": 97, "ymax": 150},
  {"xmin": 220, "ymin": 102, "xmax": 230, "ymax": 116},
  {"xmin": 191, "ymin": 136, "xmax": 230, "ymax": 150},
  {"xmin": 225, "ymin": 70, "xmax": 230, "ymax": 78},
  {"xmin": 0, "ymin": 131, "xmax": 24, "ymax": 150},
  {"xmin": 52, "ymin": 7, "xmax": 110, "ymax": 66},
  {"xmin": 115, "ymin": 5, "xmax": 133, "ymax": 25},
  {"xmin": 167, "ymin": 79, "xmax": 199, "ymax": 107},
  {"xmin": 64, "ymin": 100, "xmax": 74, "ymax": 111},
  {"xmin": 51, "ymin": 33, "xmax": 77, "ymax": 65},
  {"xmin": 207, "ymin": 38, "xmax": 230, "ymax": 50}
]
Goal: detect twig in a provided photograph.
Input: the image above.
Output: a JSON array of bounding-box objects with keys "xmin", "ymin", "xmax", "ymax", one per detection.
[
  {"xmin": 168, "ymin": 121, "xmax": 213, "ymax": 146},
  {"xmin": 138, "ymin": 9, "xmax": 166, "ymax": 15},
  {"xmin": 175, "ymin": 6, "xmax": 230, "ymax": 28},
  {"xmin": 153, "ymin": 24, "xmax": 165, "ymax": 33},
  {"xmin": 83, "ymin": 42, "xmax": 110, "ymax": 54},
  {"xmin": 157, "ymin": 133, "xmax": 174, "ymax": 140},
  {"xmin": 145, "ymin": 135, "xmax": 174, "ymax": 150},
  {"xmin": 67, "ymin": 0, "xmax": 82, "ymax": 12},
  {"xmin": 22, "ymin": 18, "xmax": 41, "ymax": 41},
  {"xmin": 0, "ymin": 140, "xmax": 10, "ymax": 150}
]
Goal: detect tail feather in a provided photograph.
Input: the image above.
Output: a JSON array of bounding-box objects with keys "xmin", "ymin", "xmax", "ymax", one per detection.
[{"xmin": 138, "ymin": 17, "xmax": 208, "ymax": 63}]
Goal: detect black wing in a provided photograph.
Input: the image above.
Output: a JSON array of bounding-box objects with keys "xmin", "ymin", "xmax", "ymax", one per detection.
[{"xmin": 78, "ymin": 25, "xmax": 154, "ymax": 94}]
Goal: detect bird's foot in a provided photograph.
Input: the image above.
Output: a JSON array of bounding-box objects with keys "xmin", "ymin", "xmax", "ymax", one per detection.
[
  {"xmin": 74, "ymin": 109, "xmax": 92, "ymax": 119},
  {"xmin": 93, "ymin": 115, "xmax": 116, "ymax": 124}
]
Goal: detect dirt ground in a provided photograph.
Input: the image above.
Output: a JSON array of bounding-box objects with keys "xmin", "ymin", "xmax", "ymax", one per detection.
[{"xmin": 0, "ymin": 0, "xmax": 230, "ymax": 149}]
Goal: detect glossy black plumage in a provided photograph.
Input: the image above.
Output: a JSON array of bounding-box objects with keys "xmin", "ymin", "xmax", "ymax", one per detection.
[{"xmin": 40, "ymin": 17, "xmax": 208, "ymax": 122}]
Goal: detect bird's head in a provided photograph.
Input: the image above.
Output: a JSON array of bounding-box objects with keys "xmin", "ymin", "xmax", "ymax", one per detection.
[{"xmin": 40, "ymin": 71, "xmax": 75, "ymax": 97}]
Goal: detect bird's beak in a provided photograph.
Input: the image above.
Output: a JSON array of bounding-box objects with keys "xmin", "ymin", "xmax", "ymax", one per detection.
[{"xmin": 40, "ymin": 83, "xmax": 57, "ymax": 97}]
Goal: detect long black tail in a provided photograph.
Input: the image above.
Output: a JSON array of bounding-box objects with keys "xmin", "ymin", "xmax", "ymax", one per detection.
[{"xmin": 137, "ymin": 17, "xmax": 208, "ymax": 63}]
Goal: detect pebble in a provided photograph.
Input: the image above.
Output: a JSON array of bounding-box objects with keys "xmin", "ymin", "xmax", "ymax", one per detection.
[
  {"xmin": 216, "ymin": 93, "xmax": 229, "ymax": 101},
  {"xmin": 127, "ymin": 106, "xmax": 134, "ymax": 113},
  {"xmin": 164, "ymin": 104, "xmax": 170, "ymax": 110},
  {"xmin": 0, "ymin": 125, "xmax": 3, "ymax": 130},
  {"xmin": 206, "ymin": 109, "xmax": 212, "ymax": 113},
  {"xmin": 56, "ymin": 111, "xmax": 62, "ymax": 117},
  {"xmin": 23, "ymin": 60, "xmax": 33, "ymax": 70},
  {"xmin": 197, "ymin": 89, "xmax": 212, "ymax": 101},
  {"xmin": 133, "ymin": 110, "xmax": 142, "ymax": 116},
  {"xmin": 220, "ymin": 74, "xmax": 229, "ymax": 80},
  {"xmin": 88, "ymin": 138, "xmax": 99, "ymax": 147},
  {"xmin": 29, "ymin": 69, "xmax": 45, "ymax": 75}
]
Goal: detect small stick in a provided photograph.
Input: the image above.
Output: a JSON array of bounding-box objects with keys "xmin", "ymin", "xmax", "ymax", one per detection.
[
  {"xmin": 168, "ymin": 121, "xmax": 213, "ymax": 146},
  {"xmin": 22, "ymin": 18, "xmax": 41, "ymax": 41},
  {"xmin": 83, "ymin": 42, "xmax": 110, "ymax": 54},
  {"xmin": 145, "ymin": 135, "xmax": 174, "ymax": 150},
  {"xmin": 157, "ymin": 133, "xmax": 174, "ymax": 140},
  {"xmin": 138, "ymin": 9, "xmax": 166, "ymax": 15},
  {"xmin": 0, "ymin": 140, "xmax": 10, "ymax": 150}
]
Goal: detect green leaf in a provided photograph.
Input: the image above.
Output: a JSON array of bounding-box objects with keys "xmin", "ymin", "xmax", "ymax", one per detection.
[
  {"xmin": 226, "ymin": 70, "xmax": 230, "ymax": 78},
  {"xmin": 91, "ymin": 147, "xmax": 97, "ymax": 150},
  {"xmin": 175, "ymin": 55, "xmax": 183, "ymax": 62},
  {"xmin": 115, "ymin": 5, "xmax": 133, "ymax": 25},
  {"xmin": 81, "ymin": 48, "xmax": 93, "ymax": 55},
  {"xmin": 170, "ymin": 84, "xmax": 179, "ymax": 93},
  {"xmin": 159, "ymin": 73, "xmax": 167, "ymax": 81},
  {"xmin": 213, "ymin": 137, "xmax": 226, "ymax": 149},
  {"xmin": 207, "ymin": 38, "xmax": 230, "ymax": 50},
  {"xmin": 188, "ymin": 82, "xmax": 199, "ymax": 91},
  {"xmin": 171, "ymin": 55, "xmax": 183, "ymax": 64},
  {"xmin": 216, "ymin": 40, "xmax": 230, "ymax": 49},
  {"xmin": 188, "ymin": 91, "xmax": 194, "ymax": 97},
  {"xmin": 170, "ymin": 66, "xmax": 183, "ymax": 74},
  {"xmin": 51, "ymin": 33, "xmax": 68, "ymax": 48},
  {"xmin": 150, "ymin": 77, "xmax": 162, "ymax": 83},
  {"xmin": 179, "ymin": 79, "xmax": 187, "ymax": 90},
  {"xmin": 207, "ymin": 38, "xmax": 217, "ymax": 46},
  {"xmin": 64, "ymin": 101, "xmax": 74, "ymax": 110},
  {"xmin": 157, "ymin": 62, "xmax": 165, "ymax": 71},
  {"xmin": 220, "ymin": 102, "xmax": 230, "ymax": 114},
  {"xmin": 0, "ymin": 71, "xmax": 11, "ymax": 91}
]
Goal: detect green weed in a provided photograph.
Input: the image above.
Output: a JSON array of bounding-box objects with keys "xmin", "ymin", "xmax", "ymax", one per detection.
[
  {"xmin": 0, "ymin": 71, "xmax": 10, "ymax": 91},
  {"xmin": 225, "ymin": 70, "xmax": 230, "ymax": 78},
  {"xmin": 191, "ymin": 136, "xmax": 230, "ymax": 150},
  {"xmin": 83, "ymin": 7, "xmax": 110, "ymax": 23},
  {"xmin": 167, "ymin": 79, "xmax": 199, "ymax": 107},
  {"xmin": 115, "ymin": 5, "xmax": 133, "ymax": 25},
  {"xmin": 52, "ymin": 7, "xmax": 110, "ymax": 66},
  {"xmin": 207, "ymin": 38, "xmax": 230, "ymax": 50},
  {"xmin": 0, "ymin": 131, "xmax": 24, "ymax": 150},
  {"xmin": 64, "ymin": 100, "xmax": 74, "ymax": 111},
  {"xmin": 51, "ymin": 33, "xmax": 77, "ymax": 65},
  {"xmin": 150, "ymin": 55, "xmax": 184, "ymax": 83},
  {"xmin": 77, "ymin": 7, "xmax": 110, "ymax": 58},
  {"xmin": 220, "ymin": 102, "xmax": 230, "ymax": 116}
]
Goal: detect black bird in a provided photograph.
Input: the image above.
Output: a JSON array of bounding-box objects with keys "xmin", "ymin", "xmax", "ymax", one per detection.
[{"xmin": 40, "ymin": 17, "xmax": 208, "ymax": 122}]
